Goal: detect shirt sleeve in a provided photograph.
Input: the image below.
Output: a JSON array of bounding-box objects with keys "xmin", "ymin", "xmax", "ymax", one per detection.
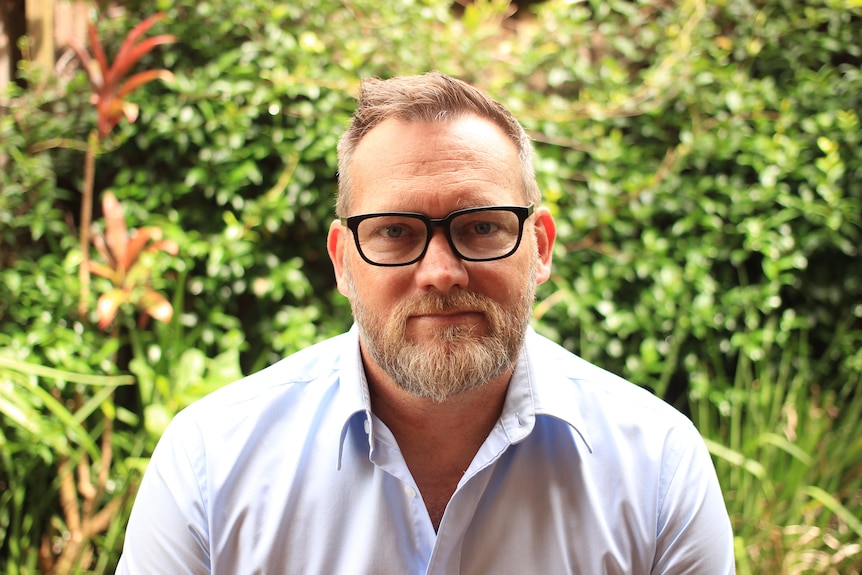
[
  {"xmin": 116, "ymin": 417, "xmax": 211, "ymax": 575},
  {"xmin": 652, "ymin": 426, "xmax": 736, "ymax": 575}
]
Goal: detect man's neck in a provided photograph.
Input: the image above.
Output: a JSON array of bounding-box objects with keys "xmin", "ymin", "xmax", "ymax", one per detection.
[
  {"xmin": 368, "ymin": 367, "xmax": 511, "ymax": 452},
  {"xmin": 362, "ymin": 351, "xmax": 513, "ymax": 530}
]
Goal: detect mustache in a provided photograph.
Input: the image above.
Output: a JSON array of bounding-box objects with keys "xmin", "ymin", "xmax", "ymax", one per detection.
[{"xmin": 399, "ymin": 290, "xmax": 496, "ymax": 316}]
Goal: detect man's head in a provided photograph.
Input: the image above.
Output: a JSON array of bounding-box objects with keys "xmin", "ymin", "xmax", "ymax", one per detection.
[{"xmin": 328, "ymin": 73, "xmax": 556, "ymax": 402}]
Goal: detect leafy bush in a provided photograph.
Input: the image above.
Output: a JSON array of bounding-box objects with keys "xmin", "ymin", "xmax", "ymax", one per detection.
[{"xmin": 1, "ymin": 0, "xmax": 860, "ymax": 572}]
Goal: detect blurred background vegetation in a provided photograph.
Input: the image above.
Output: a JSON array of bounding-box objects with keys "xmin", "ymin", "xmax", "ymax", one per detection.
[{"xmin": 1, "ymin": 0, "xmax": 860, "ymax": 572}]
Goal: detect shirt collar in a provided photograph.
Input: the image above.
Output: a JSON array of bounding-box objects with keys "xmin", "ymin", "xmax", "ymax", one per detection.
[
  {"xmin": 497, "ymin": 328, "xmax": 592, "ymax": 453},
  {"xmin": 335, "ymin": 325, "xmax": 373, "ymax": 470},
  {"xmin": 522, "ymin": 327, "xmax": 593, "ymax": 453},
  {"xmin": 335, "ymin": 325, "xmax": 594, "ymax": 469}
]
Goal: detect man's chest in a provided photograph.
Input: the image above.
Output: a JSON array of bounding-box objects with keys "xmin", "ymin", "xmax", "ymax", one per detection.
[{"xmin": 205, "ymin": 432, "xmax": 654, "ymax": 575}]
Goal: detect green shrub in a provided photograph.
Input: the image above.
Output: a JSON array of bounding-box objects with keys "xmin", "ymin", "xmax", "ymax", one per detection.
[{"xmin": 1, "ymin": 0, "xmax": 859, "ymax": 572}]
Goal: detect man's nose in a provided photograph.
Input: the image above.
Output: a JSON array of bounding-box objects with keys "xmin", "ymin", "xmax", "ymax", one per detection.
[{"xmin": 413, "ymin": 230, "xmax": 469, "ymax": 293}]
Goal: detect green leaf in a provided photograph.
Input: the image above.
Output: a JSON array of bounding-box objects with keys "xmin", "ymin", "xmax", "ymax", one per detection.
[
  {"xmin": 805, "ymin": 486, "xmax": 862, "ymax": 539},
  {"xmin": 755, "ymin": 432, "xmax": 812, "ymax": 467},
  {"xmin": 703, "ymin": 438, "xmax": 766, "ymax": 479}
]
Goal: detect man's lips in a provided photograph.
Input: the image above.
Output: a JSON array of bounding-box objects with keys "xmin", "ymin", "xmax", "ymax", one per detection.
[
  {"xmin": 409, "ymin": 310, "xmax": 484, "ymax": 325},
  {"xmin": 415, "ymin": 309, "xmax": 475, "ymax": 315},
  {"xmin": 410, "ymin": 308, "xmax": 482, "ymax": 318}
]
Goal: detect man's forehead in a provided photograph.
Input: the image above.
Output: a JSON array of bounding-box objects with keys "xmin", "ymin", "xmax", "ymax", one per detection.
[
  {"xmin": 350, "ymin": 116, "xmax": 517, "ymax": 195},
  {"xmin": 356, "ymin": 114, "xmax": 510, "ymax": 151}
]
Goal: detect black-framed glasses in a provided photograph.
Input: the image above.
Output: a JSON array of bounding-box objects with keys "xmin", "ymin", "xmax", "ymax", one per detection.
[{"xmin": 341, "ymin": 204, "xmax": 534, "ymax": 267}]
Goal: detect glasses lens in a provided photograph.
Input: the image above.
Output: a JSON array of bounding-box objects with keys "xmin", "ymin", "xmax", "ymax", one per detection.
[
  {"xmin": 450, "ymin": 209, "xmax": 523, "ymax": 260},
  {"xmin": 355, "ymin": 215, "xmax": 427, "ymax": 265}
]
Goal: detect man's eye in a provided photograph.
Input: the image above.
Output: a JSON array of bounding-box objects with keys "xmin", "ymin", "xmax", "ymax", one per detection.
[
  {"xmin": 461, "ymin": 221, "xmax": 503, "ymax": 237},
  {"xmin": 472, "ymin": 222, "xmax": 499, "ymax": 235},
  {"xmin": 381, "ymin": 225, "xmax": 407, "ymax": 238}
]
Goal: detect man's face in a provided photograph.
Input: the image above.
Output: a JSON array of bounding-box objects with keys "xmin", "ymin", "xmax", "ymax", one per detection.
[{"xmin": 328, "ymin": 115, "xmax": 555, "ymax": 402}]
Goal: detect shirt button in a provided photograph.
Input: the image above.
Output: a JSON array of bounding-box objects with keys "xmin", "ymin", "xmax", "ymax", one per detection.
[
  {"xmin": 404, "ymin": 485, "xmax": 417, "ymax": 498},
  {"xmin": 364, "ymin": 419, "xmax": 370, "ymax": 434}
]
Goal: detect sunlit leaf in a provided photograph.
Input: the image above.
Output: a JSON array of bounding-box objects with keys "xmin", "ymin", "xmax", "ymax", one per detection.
[
  {"xmin": 125, "ymin": 226, "xmax": 162, "ymax": 264},
  {"xmin": 144, "ymin": 403, "xmax": 172, "ymax": 439},
  {"xmin": 703, "ymin": 438, "xmax": 766, "ymax": 479},
  {"xmin": 175, "ymin": 348, "xmax": 207, "ymax": 392},
  {"xmin": 140, "ymin": 288, "xmax": 173, "ymax": 323},
  {"xmin": 121, "ymin": 101, "xmax": 140, "ymax": 124},
  {"xmin": 117, "ymin": 69, "xmax": 175, "ymax": 99},
  {"xmin": 756, "ymin": 433, "xmax": 813, "ymax": 467},
  {"xmin": 96, "ymin": 288, "xmax": 128, "ymax": 330},
  {"xmin": 87, "ymin": 260, "xmax": 118, "ymax": 282},
  {"xmin": 0, "ymin": 358, "xmax": 135, "ymax": 386},
  {"xmin": 147, "ymin": 238, "xmax": 179, "ymax": 257},
  {"xmin": 0, "ymin": 394, "xmax": 40, "ymax": 435},
  {"xmin": 75, "ymin": 384, "xmax": 120, "ymax": 425}
]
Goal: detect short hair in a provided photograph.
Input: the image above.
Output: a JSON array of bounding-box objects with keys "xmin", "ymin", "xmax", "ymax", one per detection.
[{"xmin": 335, "ymin": 72, "xmax": 540, "ymax": 217}]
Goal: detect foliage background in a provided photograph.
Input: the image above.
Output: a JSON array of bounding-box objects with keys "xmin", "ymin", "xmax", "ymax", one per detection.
[{"xmin": 1, "ymin": 0, "xmax": 861, "ymax": 573}]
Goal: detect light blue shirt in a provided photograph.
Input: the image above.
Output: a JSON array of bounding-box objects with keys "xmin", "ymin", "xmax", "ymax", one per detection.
[{"xmin": 117, "ymin": 326, "xmax": 734, "ymax": 574}]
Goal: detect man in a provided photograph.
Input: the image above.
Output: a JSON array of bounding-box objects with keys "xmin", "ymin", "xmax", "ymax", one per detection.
[{"xmin": 118, "ymin": 72, "xmax": 735, "ymax": 574}]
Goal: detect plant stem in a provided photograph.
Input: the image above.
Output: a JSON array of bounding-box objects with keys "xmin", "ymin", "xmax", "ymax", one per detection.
[{"xmin": 79, "ymin": 129, "xmax": 99, "ymax": 319}]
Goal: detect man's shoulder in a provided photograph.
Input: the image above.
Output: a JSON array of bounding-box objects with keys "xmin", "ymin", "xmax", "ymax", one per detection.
[
  {"xmin": 258, "ymin": 331, "xmax": 353, "ymax": 384},
  {"xmin": 526, "ymin": 328, "xmax": 693, "ymax": 431},
  {"xmin": 174, "ymin": 331, "xmax": 355, "ymax": 427}
]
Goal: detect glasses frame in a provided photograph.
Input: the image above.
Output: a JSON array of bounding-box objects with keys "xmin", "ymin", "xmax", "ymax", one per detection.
[{"xmin": 340, "ymin": 204, "xmax": 535, "ymax": 267}]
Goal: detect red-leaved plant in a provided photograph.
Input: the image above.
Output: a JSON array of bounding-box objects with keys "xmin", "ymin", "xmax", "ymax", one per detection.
[
  {"xmin": 68, "ymin": 12, "xmax": 176, "ymax": 318},
  {"xmin": 88, "ymin": 191, "xmax": 178, "ymax": 331},
  {"xmin": 70, "ymin": 12, "xmax": 176, "ymax": 139}
]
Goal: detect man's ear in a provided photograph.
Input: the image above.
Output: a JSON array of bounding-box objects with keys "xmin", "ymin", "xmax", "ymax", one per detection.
[
  {"xmin": 533, "ymin": 206, "xmax": 556, "ymax": 285},
  {"xmin": 327, "ymin": 219, "xmax": 350, "ymax": 296}
]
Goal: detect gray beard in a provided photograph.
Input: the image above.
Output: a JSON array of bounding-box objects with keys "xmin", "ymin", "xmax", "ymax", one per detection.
[{"xmin": 344, "ymin": 254, "xmax": 537, "ymax": 403}]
